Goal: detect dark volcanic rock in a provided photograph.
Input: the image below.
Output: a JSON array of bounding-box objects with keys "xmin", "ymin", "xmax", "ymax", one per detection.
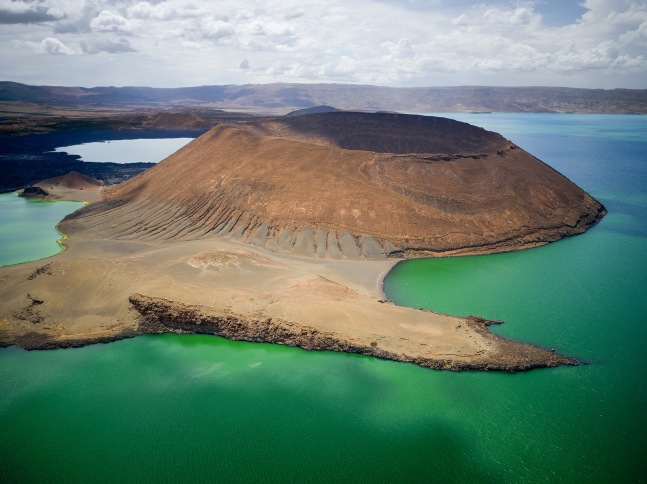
[
  {"xmin": 20, "ymin": 186, "xmax": 49, "ymax": 198},
  {"xmin": 0, "ymin": 129, "xmax": 204, "ymax": 193}
]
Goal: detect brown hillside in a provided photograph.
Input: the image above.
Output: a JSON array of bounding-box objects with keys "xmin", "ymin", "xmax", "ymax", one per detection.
[
  {"xmin": 37, "ymin": 171, "xmax": 103, "ymax": 190},
  {"xmin": 63, "ymin": 112, "xmax": 605, "ymax": 259}
]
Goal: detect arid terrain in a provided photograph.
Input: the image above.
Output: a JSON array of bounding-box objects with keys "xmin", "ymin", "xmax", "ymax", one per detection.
[
  {"xmin": 3, "ymin": 80, "xmax": 645, "ymax": 193},
  {"xmin": 2, "ymin": 81, "xmax": 647, "ymax": 114},
  {"xmin": 0, "ymin": 112, "xmax": 606, "ymax": 371},
  {"xmin": 70, "ymin": 112, "xmax": 605, "ymax": 258}
]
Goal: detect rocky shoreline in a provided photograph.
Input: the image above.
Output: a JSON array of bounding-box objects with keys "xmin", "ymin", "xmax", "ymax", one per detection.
[
  {"xmin": 0, "ymin": 230, "xmax": 584, "ymax": 373},
  {"xmin": 129, "ymin": 294, "xmax": 577, "ymax": 372},
  {"xmin": 1, "ymin": 291, "xmax": 577, "ymax": 373}
]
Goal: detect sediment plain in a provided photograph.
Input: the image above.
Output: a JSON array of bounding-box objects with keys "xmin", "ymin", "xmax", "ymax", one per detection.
[{"xmin": 0, "ymin": 113, "xmax": 606, "ymax": 371}]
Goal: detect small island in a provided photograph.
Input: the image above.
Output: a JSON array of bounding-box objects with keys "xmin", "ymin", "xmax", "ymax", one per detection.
[
  {"xmin": 19, "ymin": 171, "xmax": 104, "ymax": 203},
  {"xmin": 0, "ymin": 112, "xmax": 606, "ymax": 371}
]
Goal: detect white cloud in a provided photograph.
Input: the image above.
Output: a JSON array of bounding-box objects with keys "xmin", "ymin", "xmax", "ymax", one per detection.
[
  {"xmin": 128, "ymin": 1, "xmax": 203, "ymax": 21},
  {"xmin": 90, "ymin": 10, "xmax": 129, "ymax": 32},
  {"xmin": 382, "ymin": 38, "xmax": 415, "ymax": 60},
  {"xmin": 2, "ymin": 0, "xmax": 647, "ymax": 88},
  {"xmin": 81, "ymin": 37, "xmax": 135, "ymax": 54},
  {"xmin": 15, "ymin": 36, "xmax": 79, "ymax": 55},
  {"xmin": 0, "ymin": 1, "xmax": 64, "ymax": 24},
  {"xmin": 196, "ymin": 17, "xmax": 235, "ymax": 41},
  {"xmin": 618, "ymin": 20, "xmax": 647, "ymax": 47},
  {"xmin": 52, "ymin": 1, "xmax": 104, "ymax": 34}
]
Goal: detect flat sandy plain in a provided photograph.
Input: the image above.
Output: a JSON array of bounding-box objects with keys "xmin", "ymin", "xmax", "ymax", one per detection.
[{"xmin": 0, "ymin": 179, "xmax": 574, "ymax": 371}]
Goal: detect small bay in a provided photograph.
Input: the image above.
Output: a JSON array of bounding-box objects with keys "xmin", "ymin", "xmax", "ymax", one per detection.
[{"xmin": 0, "ymin": 192, "xmax": 84, "ymax": 267}]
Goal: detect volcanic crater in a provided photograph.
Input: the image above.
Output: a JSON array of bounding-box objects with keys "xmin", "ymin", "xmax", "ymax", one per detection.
[{"xmin": 62, "ymin": 112, "xmax": 606, "ymax": 258}]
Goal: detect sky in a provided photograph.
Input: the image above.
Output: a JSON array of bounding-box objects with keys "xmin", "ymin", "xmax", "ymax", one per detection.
[{"xmin": 1, "ymin": 0, "xmax": 646, "ymax": 89}]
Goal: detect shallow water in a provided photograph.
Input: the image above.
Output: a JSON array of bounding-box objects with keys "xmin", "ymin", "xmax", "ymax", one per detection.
[
  {"xmin": 1, "ymin": 114, "xmax": 645, "ymax": 482},
  {"xmin": 53, "ymin": 137, "xmax": 194, "ymax": 163},
  {"xmin": 0, "ymin": 192, "xmax": 84, "ymax": 267}
]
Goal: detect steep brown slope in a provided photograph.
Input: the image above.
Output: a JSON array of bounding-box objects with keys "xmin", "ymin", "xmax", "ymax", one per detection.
[{"xmin": 63, "ymin": 112, "xmax": 605, "ymax": 259}]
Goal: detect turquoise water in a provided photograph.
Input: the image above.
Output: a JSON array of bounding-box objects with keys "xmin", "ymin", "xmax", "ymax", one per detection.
[
  {"xmin": 0, "ymin": 192, "xmax": 84, "ymax": 267},
  {"xmin": 1, "ymin": 115, "xmax": 646, "ymax": 482},
  {"xmin": 385, "ymin": 113, "xmax": 647, "ymax": 481}
]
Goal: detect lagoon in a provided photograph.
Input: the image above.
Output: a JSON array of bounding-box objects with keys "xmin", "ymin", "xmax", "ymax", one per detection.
[
  {"xmin": 53, "ymin": 137, "xmax": 194, "ymax": 164},
  {"xmin": 1, "ymin": 114, "xmax": 645, "ymax": 482},
  {"xmin": 0, "ymin": 192, "xmax": 84, "ymax": 267}
]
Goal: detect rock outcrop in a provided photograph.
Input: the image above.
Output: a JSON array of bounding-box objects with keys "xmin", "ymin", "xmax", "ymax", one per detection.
[{"xmin": 19, "ymin": 186, "xmax": 49, "ymax": 198}]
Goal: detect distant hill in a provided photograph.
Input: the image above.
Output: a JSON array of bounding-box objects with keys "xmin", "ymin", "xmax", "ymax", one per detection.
[
  {"xmin": 1, "ymin": 81, "xmax": 646, "ymax": 114},
  {"xmin": 37, "ymin": 171, "xmax": 103, "ymax": 190},
  {"xmin": 286, "ymin": 105, "xmax": 342, "ymax": 116}
]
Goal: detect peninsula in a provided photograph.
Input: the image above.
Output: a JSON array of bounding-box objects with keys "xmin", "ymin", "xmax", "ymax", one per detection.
[{"xmin": 0, "ymin": 112, "xmax": 606, "ymax": 371}]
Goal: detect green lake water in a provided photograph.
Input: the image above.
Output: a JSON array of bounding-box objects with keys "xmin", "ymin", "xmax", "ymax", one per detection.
[
  {"xmin": 0, "ymin": 192, "xmax": 84, "ymax": 267},
  {"xmin": 1, "ymin": 114, "xmax": 645, "ymax": 483}
]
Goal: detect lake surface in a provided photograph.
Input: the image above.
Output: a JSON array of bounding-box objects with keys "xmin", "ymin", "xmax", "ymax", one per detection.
[
  {"xmin": 53, "ymin": 137, "xmax": 194, "ymax": 163},
  {"xmin": 0, "ymin": 192, "xmax": 84, "ymax": 267},
  {"xmin": 1, "ymin": 114, "xmax": 645, "ymax": 483}
]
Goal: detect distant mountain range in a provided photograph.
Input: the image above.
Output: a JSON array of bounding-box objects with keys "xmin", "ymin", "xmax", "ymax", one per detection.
[{"xmin": 1, "ymin": 81, "xmax": 646, "ymax": 114}]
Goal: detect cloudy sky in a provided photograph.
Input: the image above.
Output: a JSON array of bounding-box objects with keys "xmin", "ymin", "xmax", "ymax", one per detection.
[{"xmin": 1, "ymin": 0, "xmax": 646, "ymax": 88}]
